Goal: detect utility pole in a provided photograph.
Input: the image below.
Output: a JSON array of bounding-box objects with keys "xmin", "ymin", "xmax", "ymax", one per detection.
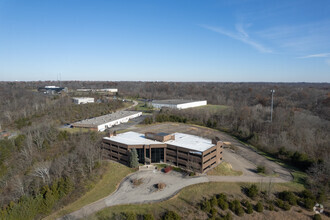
[{"xmin": 270, "ymin": 89, "xmax": 275, "ymax": 122}]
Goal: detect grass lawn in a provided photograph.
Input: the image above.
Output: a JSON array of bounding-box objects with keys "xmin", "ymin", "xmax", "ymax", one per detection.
[
  {"xmin": 46, "ymin": 162, "xmax": 134, "ymax": 220},
  {"xmin": 133, "ymin": 101, "xmax": 154, "ymax": 112},
  {"xmin": 207, "ymin": 162, "xmax": 243, "ymax": 176},
  {"xmin": 91, "ymin": 182, "xmax": 243, "ymax": 220},
  {"xmin": 89, "ymin": 181, "xmax": 305, "ymax": 220},
  {"xmin": 196, "ymin": 104, "xmax": 229, "ymax": 111}
]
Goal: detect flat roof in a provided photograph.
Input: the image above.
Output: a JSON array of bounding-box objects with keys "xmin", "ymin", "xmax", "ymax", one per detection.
[
  {"xmin": 103, "ymin": 131, "xmax": 164, "ymax": 145},
  {"xmin": 103, "ymin": 131, "xmax": 214, "ymax": 152},
  {"xmin": 165, "ymin": 133, "xmax": 213, "ymax": 152},
  {"xmin": 151, "ymin": 99, "xmax": 206, "ymax": 105},
  {"xmin": 72, "ymin": 111, "xmax": 141, "ymax": 127}
]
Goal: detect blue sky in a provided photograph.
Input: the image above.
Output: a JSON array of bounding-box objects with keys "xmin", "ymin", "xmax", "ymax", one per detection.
[{"xmin": 0, "ymin": 0, "xmax": 329, "ymax": 82}]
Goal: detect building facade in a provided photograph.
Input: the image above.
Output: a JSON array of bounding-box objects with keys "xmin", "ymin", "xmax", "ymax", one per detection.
[
  {"xmin": 102, "ymin": 131, "xmax": 223, "ymax": 173},
  {"xmin": 72, "ymin": 97, "xmax": 95, "ymax": 104}
]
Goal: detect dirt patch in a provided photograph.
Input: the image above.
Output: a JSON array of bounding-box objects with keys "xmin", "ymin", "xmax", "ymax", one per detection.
[{"xmin": 131, "ymin": 178, "xmax": 143, "ymax": 187}]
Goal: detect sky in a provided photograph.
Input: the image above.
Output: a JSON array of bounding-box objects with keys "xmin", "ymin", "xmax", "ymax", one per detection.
[{"xmin": 0, "ymin": 0, "xmax": 329, "ymax": 82}]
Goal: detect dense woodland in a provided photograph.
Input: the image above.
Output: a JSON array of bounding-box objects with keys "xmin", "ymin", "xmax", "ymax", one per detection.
[
  {"xmin": 0, "ymin": 83, "xmax": 125, "ymax": 219},
  {"xmin": 0, "ymin": 81, "xmax": 329, "ymax": 218}
]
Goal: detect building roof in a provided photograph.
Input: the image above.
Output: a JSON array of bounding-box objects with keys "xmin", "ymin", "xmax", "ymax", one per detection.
[
  {"xmin": 165, "ymin": 133, "xmax": 214, "ymax": 152},
  {"xmin": 151, "ymin": 99, "xmax": 205, "ymax": 105},
  {"xmin": 103, "ymin": 131, "xmax": 164, "ymax": 145},
  {"xmin": 103, "ymin": 131, "xmax": 214, "ymax": 152},
  {"xmin": 72, "ymin": 97, "xmax": 94, "ymax": 100},
  {"xmin": 72, "ymin": 111, "xmax": 141, "ymax": 127}
]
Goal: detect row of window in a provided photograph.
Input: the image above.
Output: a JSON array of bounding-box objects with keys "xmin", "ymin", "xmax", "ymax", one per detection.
[
  {"xmin": 203, "ymin": 148, "xmax": 217, "ymax": 158},
  {"xmin": 203, "ymin": 155, "xmax": 217, "ymax": 165}
]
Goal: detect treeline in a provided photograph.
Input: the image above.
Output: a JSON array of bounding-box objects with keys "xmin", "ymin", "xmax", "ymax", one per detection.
[
  {"xmin": 0, "ymin": 84, "xmax": 124, "ymax": 129},
  {"xmin": 0, "ymin": 178, "xmax": 73, "ymax": 219},
  {"xmin": 2, "ymin": 81, "xmax": 328, "ymax": 120},
  {"xmin": 0, "ymin": 123, "xmax": 103, "ymax": 219}
]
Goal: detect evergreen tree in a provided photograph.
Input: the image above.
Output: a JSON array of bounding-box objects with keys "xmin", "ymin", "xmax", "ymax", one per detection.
[{"xmin": 129, "ymin": 148, "xmax": 139, "ymax": 168}]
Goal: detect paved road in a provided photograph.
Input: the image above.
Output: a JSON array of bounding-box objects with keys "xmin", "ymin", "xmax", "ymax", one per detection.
[
  {"xmin": 62, "ymin": 170, "xmax": 209, "ymax": 219},
  {"xmin": 62, "ymin": 167, "xmax": 288, "ymax": 219}
]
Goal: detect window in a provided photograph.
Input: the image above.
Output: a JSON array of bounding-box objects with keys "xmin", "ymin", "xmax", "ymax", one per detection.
[{"xmin": 151, "ymin": 148, "xmax": 164, "ymax": 163}]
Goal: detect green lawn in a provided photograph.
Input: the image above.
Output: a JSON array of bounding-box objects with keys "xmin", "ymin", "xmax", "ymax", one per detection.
[
  {"xmin": 195, "ymin": 104, "xmax": 229, "ymax": 112},
  {"xmin": 207, "ymin": 162, "xmax": 243, "ymax": 176},
  {"xmin": 133, "ymin": 101, "xmax": 154, "ymax": 112},
  {"xmin": 46, "ymin": 162, "xmax": 134, "ymax": 220}
]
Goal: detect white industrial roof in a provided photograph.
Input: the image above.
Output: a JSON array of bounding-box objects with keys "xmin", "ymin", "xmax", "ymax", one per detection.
[
  {"xmin": 103, "ymin": 131, "xmax": 164, "ymax": 145},
  {"xmin": 152, "ymin": 99, "xmax": 206, "ymax": 105},
  {"xmin": 72, "ymin": 111, "xmax": 141, "ymax": 127},
  {"xmin": 165, "ymin": 133, "xmax": 213, "ymax": 152},
  {"xmin": 103, "ymin": 131, "xmax": 214, "ymax": 152}
]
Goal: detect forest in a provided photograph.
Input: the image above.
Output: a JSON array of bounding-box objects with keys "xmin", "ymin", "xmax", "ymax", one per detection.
[{"xmin": 0, "ymin": 81, "xmax": 329, "ymax": 219}]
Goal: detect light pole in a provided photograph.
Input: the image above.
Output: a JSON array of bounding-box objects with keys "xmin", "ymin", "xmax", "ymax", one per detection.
[{"xmin": 270, "ymin": 89, "xmax": 275, "ymax": 122}]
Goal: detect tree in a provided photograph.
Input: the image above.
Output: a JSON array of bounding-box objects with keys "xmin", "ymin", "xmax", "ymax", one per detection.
[
  {"xmin": 32, "ymin": 161, "xmax": 51, "ymax": 184},
  {"xmin": 144, "ymin": 213, "xmax": 155, "ymax": 220},
  {"xmin": 246, "ymin": 184, "xmax": 258, "ymax": 198},
  {"xmin": 163, "ymin": 211, "xmax": 181, "ymax": 220},
  {"xmin": 256, "ymin": 201, "xmax": 263, "ymax": 212},
  {"xmin": 245, "ymin": 201, "xmax": 253, "ymax": 214},
  {"xmin": 129, "ymin": 148, "xmax": 139, "ymax": 168}
]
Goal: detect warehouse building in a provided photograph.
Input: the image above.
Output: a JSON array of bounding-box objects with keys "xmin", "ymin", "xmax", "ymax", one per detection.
[
  {"xmin": 76, "ymin": 88, "xmax": 118, "ymax": 93},
  {"xmin": 151, "ymin": 99, "xmax": 207, "ymax": 110},
  {"xmin": 72, "ymin": 97, "xmax": 95, "ymax": 104},
  {"xmin": 72, "ymin": 111, "xmax": 142, "ymax": 131},
  {"xmin": 38, "ymin": 86, "xmax": 67, "ymax": 94},
  {"xmin": 102, "ymin": 131, "xmax": 223, "ymax": 173}
]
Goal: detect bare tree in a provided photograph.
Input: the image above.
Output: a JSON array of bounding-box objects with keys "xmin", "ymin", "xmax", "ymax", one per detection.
[{"xmin": 32, "ymin": 161, "xmax": 51, "ymax": 184}]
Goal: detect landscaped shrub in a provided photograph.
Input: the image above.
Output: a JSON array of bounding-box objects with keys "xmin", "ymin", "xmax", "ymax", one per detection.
[
  {"xmin": 218, "ymin": 198, "xmax": 228, "ymax": 210},
  {"xmin": 143, "ymin": 213, "xmax": 155, "ymax": 220},
  {"xmin": 229, "ymin": 200, "xmax": 244, "ymax": 216},
  {"xmin": 201, "ymin": 200, "xmax": 212, "ymax": 213},
  {"xmin": 156, "ymin": 183, "xmax": 166, "ymax": 190},
  {"xmin": 268, "ymin": 202, "xmax": 275, "ymax": 211},
  {"xmin": 256, "ymin": 201, "xmax": 264, "ymax": 212},
  {"xmin": 246, "ymin": 184, "xmax": 258, "ymax": 198},
  {"xmin": 163, "ymin": 211, "xmax": 181, "ymax": 220},
  {"xmin": 224, "ymin": 211, "xmax": 232, "ymax": 220},
  {"xmin": 217, "ymin": 193, "xmax": 227, "ymax": 201},
  {"xmin": 189, "ymin": 172, "xmax": 195, "ymax": 176},
  {"xmin": 276, "ymin": 199, "xmax": 291, "ymax": 211},
  {"xmin": 164, "ymin": 166, "xmax": 173, "ymax": 173},
  {"xmin": 313, "ymin": 214, "xmax": 322, "ymax": 220},
  {"xmin": 278, "ymin": 191, "xmax": 297, "ymax": 205},
  {"xmin": 210, "ymin": 207, "xmax": 217, "ymax": 217},
  {"xmin": 257, "ymin": 165, "xmax": 265, "ymax": 174},
  {"xmin": 124, "ymin": 212, "xmax": 136, "ymax": 220},
  {"xmin": 245, "ymin": 201, "xmax": 253, "ymax": 214},
  {"xmin": 303, "ymin": 198, "xmax": 315, "ymax": 211},
  {"xmin": 210, "ymin": 195, "xmax": 218, "ymax": 207}
]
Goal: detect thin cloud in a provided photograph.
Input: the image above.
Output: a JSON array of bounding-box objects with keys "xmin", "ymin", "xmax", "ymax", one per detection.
[
  {"xmin": 200, "ymin": 24, "xmax": 272, "ymax": 53},
  {"xmin": 326, "ymin": 59, "xmax": 330, "ymax": 66},
  {"xmin": 297, "ymin": 53, "xmax": 330, "ymax": 59}
]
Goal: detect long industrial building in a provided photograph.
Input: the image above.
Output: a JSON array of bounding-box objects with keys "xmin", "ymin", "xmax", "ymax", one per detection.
[
  {"xmin": 102, "ymin": 131, "xmax": 223, "ymax": 173},
  {"xmin": 72, "ymin": 111, "xmax": 142, "ymax": 131},
  {"xmin": 72, "ymin": 97, "xmax": 94, "ymax": 104},
  {"xmin": 151, "ymin": 99, "xmax": 207, "ymax": 110}
]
